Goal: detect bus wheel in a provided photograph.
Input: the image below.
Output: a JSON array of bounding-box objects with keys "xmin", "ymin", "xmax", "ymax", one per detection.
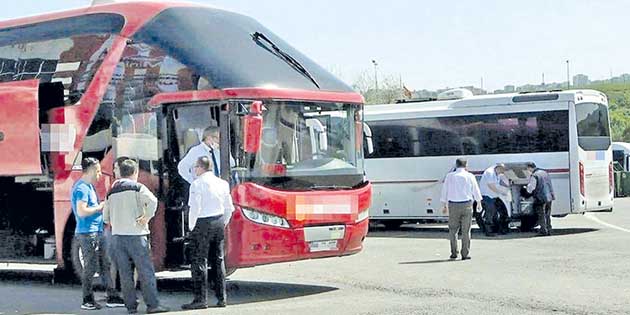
[
  {"xmin": 383, "ymin": 220, "xmax": 403, "ymax": 230},
  {"xmin": 520, "ymin": 215, "xmax": 537, "ymax": 232}
]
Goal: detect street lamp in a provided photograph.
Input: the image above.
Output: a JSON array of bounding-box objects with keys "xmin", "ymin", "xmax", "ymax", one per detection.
[
  {"xmin": 566, "ymin": 60, "xmax": 570, "ymax": 89},
  {"xmin": 372, "ymin": 60, "xmax": 378, "ymax": 91}
]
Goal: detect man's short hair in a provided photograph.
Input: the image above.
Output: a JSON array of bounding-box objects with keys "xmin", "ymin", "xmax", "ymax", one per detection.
[
  {"xmin": 495, "ymin": 163, "xmax": 506, "ymax": 170},
  {"xmin": 196, "ymin": 156, "xmax": 213, "ymax": 172},
  {"xmin": 455, "ymin": 158, "xmax": 467, "ymax": 168},
  {"xmin": 526, "ymin": 162, "xmax": 537, "ymax": 169},
  {"xmin": 119, "ymin": 159, "xmax": 138, "ymax": 177},
  {"xmin": 81, "ymin": 157, "xmax": 100, "ymax": 173},
  {"xmin": 202, "ymin": 126, "xmax": 219, "ymax": 141},
  {"xmin": 114, "ymin": 156, "xmax": 129, "ymax": 169}
]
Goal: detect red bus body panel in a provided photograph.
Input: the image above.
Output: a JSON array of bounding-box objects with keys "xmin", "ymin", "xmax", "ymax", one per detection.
[{"xmin": 0, "ymin": 80, "xmax": 41, "ymax": 176}]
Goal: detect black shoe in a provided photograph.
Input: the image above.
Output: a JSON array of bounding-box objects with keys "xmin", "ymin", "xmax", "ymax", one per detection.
[
  {"xmin": 449, "ymin": 254, "xmax": 457, "ymax": 259},
  {"xmin": 80, "ymin": 302, "xmax": 102, "ymax": 310},
  {"xmin": 216, "ymin": 300, "xmax": 227, "ymax": 308},
  {"xmin": 147, "ymin": 305, "xmax": 170, "ymax": 314},
  {"xmin": 106, "ymin": 296, "xmax": 125, "ymax": 308},
  {"xmin": 461, "ymin": 256, "xmax": 471, "ymax": 261},
  {"xmin": 181, "ymin": 301, "xmax": 208, "ymax": 310},
  {"xmin": 128, "ymin": 309, "xmax": 138, "ymax": 314}
]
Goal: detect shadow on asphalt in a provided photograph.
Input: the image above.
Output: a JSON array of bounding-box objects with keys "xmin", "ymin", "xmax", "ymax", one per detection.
[
  {"xmin": 368, "ymin": 226, "xmax": 599, "ymax": 240},
  {"xmin": 0, "ymin": 270, "xmax": 338, "ymax": 309},
  {"xmin": 399, "ymin": 259, "xmax": 458, "ymax": 265}
]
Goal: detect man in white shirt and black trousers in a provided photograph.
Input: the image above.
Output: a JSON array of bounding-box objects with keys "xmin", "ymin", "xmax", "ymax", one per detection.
[
  {"xmin": 182, "ymin": 156, "xmax": 235, "ymax": 310},
  {"xmin": 441, "ymin": 158, "xmax": 482, "ymax": 261}
]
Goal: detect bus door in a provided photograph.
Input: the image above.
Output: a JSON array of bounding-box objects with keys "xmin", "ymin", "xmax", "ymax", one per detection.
[
  {"xmin": 161, "ymin": 101, "xmax": 225, "ymax": 266},
  {"xmin": 0, "ymin": 80, "xmax": 42, "ymax": 175}
]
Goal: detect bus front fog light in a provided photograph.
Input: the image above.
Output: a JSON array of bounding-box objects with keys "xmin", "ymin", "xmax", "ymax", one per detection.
[{"xmin": 356, "ymin": 209, "xmax": 369, "ymax": 223}]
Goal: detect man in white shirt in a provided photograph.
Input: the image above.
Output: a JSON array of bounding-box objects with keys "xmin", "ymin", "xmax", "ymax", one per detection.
[
  {"xmin": 182, "ymin": 156, "xmax": 235, "ymax": 310},
  {"xmin": 479, "ymin": 163, "xmax": 509, "ymax": 236},
  {"xmin": 177, "ymin": 126, "xmax": 234, "ymax": 184},
  {"xmin": 441, "ymin": 158, "xmax": 482, "ymax": 260}
]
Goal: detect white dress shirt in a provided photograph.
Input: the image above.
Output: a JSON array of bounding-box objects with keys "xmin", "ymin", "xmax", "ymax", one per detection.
[
  {"xmin": 479, "ymin": 166, "xmax": 509, "ymax": 198},
  {"xmin": 178, "ymin": 142, "xmax": 234, "ymax": 184},
  {"xmin": 188, "ymin": 171, "xmax": 235, "ymax": 231},
  {"xmin": 441, "ymin": 168, "xmax": 483, "ymax": 204}
]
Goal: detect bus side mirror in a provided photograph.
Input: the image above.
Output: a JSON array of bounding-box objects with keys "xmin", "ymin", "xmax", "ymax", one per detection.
[
  {"xmin": 363, "ymin": 122, "xmax": 374, "ymax": 155},
  {"xmin": 243, "ymin": 101, "xmax": 263, "ymax": 153}
]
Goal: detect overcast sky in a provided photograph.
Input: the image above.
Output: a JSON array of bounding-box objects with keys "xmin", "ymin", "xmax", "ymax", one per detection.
[{"xmin": 3, "ymin": 0, "xmax": 629, "ymax": 91}]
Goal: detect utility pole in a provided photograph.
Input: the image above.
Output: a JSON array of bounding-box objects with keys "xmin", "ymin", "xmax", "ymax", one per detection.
[
  {"xmin": 542, "ymin": 73, "xmax": 545, "ymax": 86},
  {"xmin": 371, "ymin": 60, "xmax": 378, "ymax": 92},
  {"xmin": 480, "ymin": 77, "xmax": 484, "ymax": 91},
  {"xmin": 566, "ymin": 60, "xmax": 570, "ymax": 89}
]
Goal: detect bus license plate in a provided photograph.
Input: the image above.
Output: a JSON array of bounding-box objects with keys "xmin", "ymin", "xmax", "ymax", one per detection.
[{"xmin": 309, "ymin": 240, "xmax": 338, "ymax": 252}]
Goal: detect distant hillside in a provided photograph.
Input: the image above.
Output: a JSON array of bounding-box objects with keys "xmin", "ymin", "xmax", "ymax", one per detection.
[{"xmin": 584, "ymin": 82, "xmax": 630, "ymax": 142}]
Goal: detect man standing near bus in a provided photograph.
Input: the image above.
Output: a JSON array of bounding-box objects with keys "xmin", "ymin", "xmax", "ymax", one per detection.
[
  {"xmin": 182, "ymin": 156, "xmax": 234, "ymax": 310},
  {"xmin": 103, "ymin": 159, "xmax": 169, "ymax": 314},
  {"xmin": 71, "ymin": 157, "xmax": 124, "ymax": 310},
  {"xmin": 441, "ymin": 158, "xmax": 482, "ymax": 260},
  {"xmin": 479, "ymin": 163, "xmax": 509, "ymax": 236},
  {"xmin": 178, "ymin": 126, "xmax": 230, "ymax": 183},
  {"xmin": 525, "ymin": 162, "xmax": 555, "ymax": 236}
]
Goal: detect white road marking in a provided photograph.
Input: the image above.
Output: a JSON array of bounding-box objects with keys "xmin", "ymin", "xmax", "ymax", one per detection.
[{"xmin": 583, "ymin": 212, "xmax": 630, "ymax": 233}]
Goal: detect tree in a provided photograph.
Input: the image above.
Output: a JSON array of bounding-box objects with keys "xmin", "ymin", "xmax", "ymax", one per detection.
[{"xmin": 351, "ymin": 71, "xmax": 403, "ymax": 105}]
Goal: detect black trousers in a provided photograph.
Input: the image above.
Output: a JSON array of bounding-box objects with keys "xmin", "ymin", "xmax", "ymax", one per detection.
[
  {"xmin": 495, "ymin": 198, "xmax": 509, "ymax": 234},
  {"xmin": 534, "ymin": 201, "xmax": 553, "ymax": 235},
  {"xmin": 190, "ymin": 216, "xmax": 226, "ymax": 304}
]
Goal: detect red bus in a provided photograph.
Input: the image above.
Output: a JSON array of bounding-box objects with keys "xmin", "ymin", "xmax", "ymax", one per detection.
[{"xmin": 0, "ymin": 1, "xmax": 371, "ymax": 279}]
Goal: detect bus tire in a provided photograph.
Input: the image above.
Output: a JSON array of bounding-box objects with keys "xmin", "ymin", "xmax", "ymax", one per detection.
[{"xmin": 520, "ymin": 215, "xmax": 537, "ymax": 232}]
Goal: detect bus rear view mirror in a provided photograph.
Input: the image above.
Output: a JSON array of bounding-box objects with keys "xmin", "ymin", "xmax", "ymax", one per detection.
[
  {"xmin": 243, "ymin": 101, "xmax": 263, "ymax": 153},
  {"xmin": 363, "ymin": 122, "xmax": 374, "ymax": 155}
]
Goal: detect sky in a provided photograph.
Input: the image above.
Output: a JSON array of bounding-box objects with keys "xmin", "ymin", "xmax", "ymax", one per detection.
[{"xmin": 2, "ymin": 0, "xmax": 629, "ymax": 91}]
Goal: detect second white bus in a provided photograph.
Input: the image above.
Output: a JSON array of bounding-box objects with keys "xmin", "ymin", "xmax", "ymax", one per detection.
[{"xmin": 365, "ymin": 90, "xmax": 614, "ymax": 229}]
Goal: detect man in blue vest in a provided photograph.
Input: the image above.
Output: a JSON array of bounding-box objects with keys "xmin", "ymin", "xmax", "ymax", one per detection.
[{"xmin": 525, "ymin": 162, "xmax": 556, "ymax": 236}]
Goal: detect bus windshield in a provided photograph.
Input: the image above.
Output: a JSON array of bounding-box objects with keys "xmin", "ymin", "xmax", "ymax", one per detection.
[
  {"xmin": 575, "ymin": 102, "xmax": 611, "ymax": 151},
  {"xmin": 232, "ymin": 101, "xmax": 365, "ymax": 190}
]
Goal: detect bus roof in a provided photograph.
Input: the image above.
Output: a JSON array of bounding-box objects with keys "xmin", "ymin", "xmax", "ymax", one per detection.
[
  {"xmin": 0, "ymin": 1, "xmax": 197, "ymax": 38},
  {"xmin": 366, "ymin": 89, "xmax": 608, "ymax": 116}
]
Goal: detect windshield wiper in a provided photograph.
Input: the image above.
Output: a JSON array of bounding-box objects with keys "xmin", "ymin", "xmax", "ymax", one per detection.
[{"xmin": 252, "ymin": 31, "xmax": 320, "ymax": 89}]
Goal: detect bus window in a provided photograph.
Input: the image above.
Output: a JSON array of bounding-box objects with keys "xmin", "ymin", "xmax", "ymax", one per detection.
[
  {"xmin": 576, "ymin": 103, "xmax": 611, "ymax": 151},
  {"xmin": 366, "ymin": 110, "xmax": 569, "ymax": 158}
]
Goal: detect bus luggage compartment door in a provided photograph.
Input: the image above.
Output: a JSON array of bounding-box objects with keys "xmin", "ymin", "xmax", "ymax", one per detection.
[{"xmin": 0, "ymin": 80, "xmax": 41, "ymax": 176}]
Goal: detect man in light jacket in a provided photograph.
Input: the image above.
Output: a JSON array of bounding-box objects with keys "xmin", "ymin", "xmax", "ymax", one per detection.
[{"xmin": 103, "ymin": 159, "xmax": 169, "ymax": 314}]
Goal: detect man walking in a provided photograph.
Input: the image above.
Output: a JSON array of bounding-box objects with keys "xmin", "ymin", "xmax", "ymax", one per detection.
[
  {"xmin": 182, "ymin": 156, "xmax": 235, "ymax": 310},
  {"xmin": 441, "ymin": 158, "xmax": 482, "ymax": 260},
  {"xmin": 479, "ymin": 163, "xmax": 509, "ymax": 236},
  {"xmin": 525, "ymin": 162, "xmax": 555, "ymax": 236},
  {"xmin": 71, "ymin": 157, "xmax": 124, "ymax": 310},
  {"xmin": 103, "ymin": 159, "xmax": 169, "ymax": 314}
]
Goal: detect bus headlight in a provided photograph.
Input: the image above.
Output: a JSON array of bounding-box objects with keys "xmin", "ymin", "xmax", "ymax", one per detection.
[
  {"xmin": 242, "ymin": 208, "xmax": 290, "ymax": 228},
  {"xmin": 356, "ymin": 209, "xmax": 369, "ymax": 223}
]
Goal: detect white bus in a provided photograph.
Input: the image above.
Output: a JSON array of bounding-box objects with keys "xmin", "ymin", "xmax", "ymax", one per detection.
[
  {"xmin": 612, "ymin": 142, "xmax": 630, "ymax": 171},
  {"xmin": 365, "ymin": 89, "xmax": 614, "ymax": 229}
]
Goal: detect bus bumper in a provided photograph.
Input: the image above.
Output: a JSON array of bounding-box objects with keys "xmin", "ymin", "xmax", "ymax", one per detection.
[{"xmin": 226, "ymin": 209, "xmax": 369, "ymax": 269}]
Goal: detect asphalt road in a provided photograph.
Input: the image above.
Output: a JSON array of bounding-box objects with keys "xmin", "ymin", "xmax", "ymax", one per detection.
[{"xmin": 1, "ymin": 199, "xmax": 629, "ymax": 315}]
